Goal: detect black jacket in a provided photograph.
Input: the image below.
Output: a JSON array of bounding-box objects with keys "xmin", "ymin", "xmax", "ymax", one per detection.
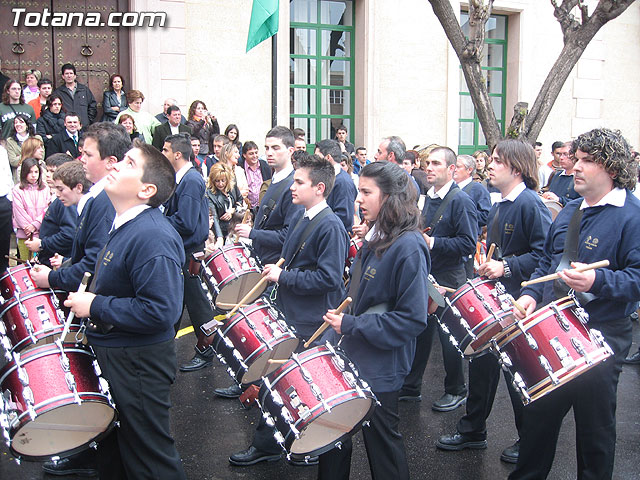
[
  {"xmin": 36, "ymin": 109, "xmax": 66, "ymax": 142},
  {"xmin": 205, "ymin": 185, "xmax": 244, "ymax": 239},
  {"xmin": 101, "ymin": 90, "xmax": 128, "ymax": 122},
  {"xmin": 47, "ymin": 130, "xmax": 81, "ymax": 158},
  {"xmin": 54, "ymin": 82, "xmax": 97, "ymax": 126},
  {"xmin": 152, "ymin": 122, "xmax": 192, "ymax": 150}
]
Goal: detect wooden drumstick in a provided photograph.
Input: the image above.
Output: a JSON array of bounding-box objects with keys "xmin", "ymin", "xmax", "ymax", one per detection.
[
  {"xmin": 509, "ymin": 297, "xmax": 528, "ymax": 316},
  {"xmin": 226, "ymin": 258, "xmax": 285, "ymax": 318},
  {"xmin": 60, "ymin": 272, "xmax": 91, "ymax": 343},
  {"xmin": 520, "ymin": 260, "xmax": 610, "ymax": 287},
  {"xmin": 5, "ymin": 254, "xmax": 27, "ymax": 264},
  {"xmin": 267, "ymin": 359, "xmax": 288, "ymax": 364},
  {"xmin": 304, "ymin": 297, "xmax": 352, "ymax": 348},
  {"xmin": 486, "ymin": 243, "xmax": 496, "ymax": 262},
  {"xmin": 432, "ymin": 283, "xmax": 456, "ymax": 294}
]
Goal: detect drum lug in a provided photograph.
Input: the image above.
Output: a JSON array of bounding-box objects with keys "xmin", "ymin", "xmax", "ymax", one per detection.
[
  {"xmin": 75, "ymin": 323, "xmax": 87, "ymax": 343},
  {"xmin": 89, "ymin": 441, "xmax": 98, "ymax": 450},
  {"xmin": 0, "ymin": 320, "xmax": 5, "ymax": 335},
  {"xmin": 22, "ymin": 387, "xmax": 36, "ymax": 420},
  {"xmin": 448, "ymin": 335, "xmax": 464, "ymax": 358},
  {"xmin": 437, "ymin": 319, "xmax": 450, "ymax": 335},
  {"xmin": 495, "ymin": 344, "xmax": 513, "ymax": 369},
  {"xmin": 335, "ymin": 441, "xmax": 343, "ymax": 449},
  {"xmin": 550, "ymin": 337, "xmax": 574, "ymax": 370},
  {"xmin": 570, "ymin": 337, "xmax": 592, "ymax": 365},
  {"xmin": 1, "ymin": 337, "xmax": 12, "ymax": 359},
  {"xmin": 574, "ymin": 306, "xmax": 590, "ymax": 325},
  {"xmin": 331, "ymin": 354, "xmax": 346, "ymax": 372},
  {"xmin": 511, "ymin": 372, "xmax": 531, "ymax": 405},
  {"xmin": 273, "ymin": 430, "xmax": 285, "ymax": 448},
  {"xmin": 18, "ymin": 300, "xmax": 28, "ymax": 320},
  {"xmin": 459, "ymin": 318, "xmax": 476, "ymax": 340},
  {"xmin": 589, "ymin": 329, "xmax": 613, "ymax": 355},
  {"xmin": 551, "ymin": 303, "xmax": 571, "ymax": 331},
  {"xmin": 64, "ymin": 371, "xmax": 82, "ymax": 404},
  {"xmin": 538, "ymin": 355, "xmax": 560, "ymax": 385},
  {"xmin": 270, "ymin": 390, "xmax": 284, "ymax": 406},
  {"xmin": 362, "ymin": 420, "xmax": 370, "ymax": 428},
  {"xmin": 525, "ymin": 332, "xmax": 538, "ymax": 350},
  {"xmin": 37, "ymin": 305, "xmax": 53, "ymax": 330}
]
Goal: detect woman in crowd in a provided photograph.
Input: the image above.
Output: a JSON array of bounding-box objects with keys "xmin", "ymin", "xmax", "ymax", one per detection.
[
  {"xmin": 101, "ymin": 73, "xmax": 128, "ymax": 122},
  {"xmin": 36, "ymin": 93, "xmax": 66, "ymax": 143},
  {"xmin": 118, "ymin": 114, "xmax": 144, "ymax": 142},
  {"xmin": 219, "ymin": 142, "xmax": 248, "ymax": 196},
  {"xmin": 20, "ymin": 136, "xmax": 45, "ymax": 169},
  {"xmin": 206, "ymin": 163, "xmax": 244, "ymax": 249},
  {"xmin": 6, "ymin": 114, "xmax": 42, "ymax": 183},
  {"xmin": 473, "ymin": 150, "xmax": 491, "ymax": 185},
  {"xmin": 224, "ymin": 123, "xmax": 242, "ymax": 153},
  {"xmin": 187, "ymin": 100, "xmax": 219, "ymax": 156},
  {"xmin": 114, "ymin": 90, "xmax": 160, "ymax": 143},
  {"xmin": 22, "ymin": 69, "xmax": 41, "ymax": 104}
]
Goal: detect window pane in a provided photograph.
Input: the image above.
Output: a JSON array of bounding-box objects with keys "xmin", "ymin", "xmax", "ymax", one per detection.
[
  {"xmin": 459, "ymin": 122, "xmax": 474, "ymax": 145},
  {"xmin": 490, "ymin": 96, "xmax": 502, "ymax": 121},
  {"xmin": 320, "ymin": 59, "xmax": 350, "ymax": 87},
  {"xmin": 478, "ymin": 126, "xmax": 487, "ymax": 146},
  {"xmin": 291, "ymin": 28, "xmax": 316, "ymax": 56},
  {"xmin": 321, "ymin": 117, "xmax": 350, "ymax": 141},
  {"xmin": 290, "ymin": 58, "xmax": 316, "ymax": 85},
  {"xmin": 320, "ymin": 0, "xmax": 353, "ymax": 27},
  {"xmin": 321, "ymin": 89, "xmax": 350, "ymax": 115},
  {"xmin": 460, "ymin": 12, "xmax": 469, "ymax": 35},
  {"xmin": 481, "ymin": 44, "xmax": 503, "ymax": 68},
  {"xmin": 486, "ymin": 16, "xmax": 506, "ymax": 40},
  {"xmin": 321, "ymin": 30, "xmax": 351, "ymax": 57},
  {"xmin": 460, "ymin": 95, "xmax": 475, "ymax": 119},
  {"xmin": 290, "ymin": 117, "xmax": 317, "ymax": 144},
  {"xmin": 486, "ymin": 69, "xmax": 503, "ymax": 94},
  {"xmin": 290, "ymin": 0, "xmax": 317, "ymax": 23},
  {"xmin": 459, "ymin": 70, "xmax": 469, "ymax": 93},
  {"xmin": 290, "ymin": 88, "xmax": 316, "ymax": 114}
]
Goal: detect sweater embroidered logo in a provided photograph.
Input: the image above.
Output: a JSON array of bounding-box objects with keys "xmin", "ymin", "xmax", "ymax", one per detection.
[{"xmin": 584, "ymin": 236, "xmax": 599, "ymax": 250}]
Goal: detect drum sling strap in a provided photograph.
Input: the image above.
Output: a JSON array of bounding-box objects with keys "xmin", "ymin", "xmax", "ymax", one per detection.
[
  {"xmin": 486, "ymin": 203, "xmax": 503, "ymax": 259},
  {"xmin": 86, "ymin": 242, "xmax": 115, "ymax": 334},
  {"xmin": 343, "ymin": 242, "xmax": 389, "ymax": 317},
  {"xmin": 257, "ymin": 176, "xmax": 291, "ymax": 230},
  {"xmin": 553, "ymin": 207, "xmax": 596, "ymax": 305},
  {"xmin": 426, "ymin": 186, "xmax": 460, "ymax": 234}
]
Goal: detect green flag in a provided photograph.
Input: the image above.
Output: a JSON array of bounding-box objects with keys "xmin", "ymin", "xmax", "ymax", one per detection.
[{"xmin": 246, "ymin": 0, "xmax": 280, "ymax": 52}]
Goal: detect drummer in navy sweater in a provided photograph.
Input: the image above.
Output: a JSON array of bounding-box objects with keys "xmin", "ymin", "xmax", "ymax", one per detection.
[
  {"xmin": 65, "ymin": 143, "xmax": 186, "ymax": 479},
  {"xmin": 229, "ymin": 154, "xmax": 349, "ymax": 467},
  {"xmin": 437, "ymin": 139, "xmax": 551, "ymax": 464},
  {"xmin": 511, "ymin": 128, "xmax": 640, "ymax": 480},
  {"xmin": 321, "ymin": 161, "xmax": 430, "ymax": 479}
]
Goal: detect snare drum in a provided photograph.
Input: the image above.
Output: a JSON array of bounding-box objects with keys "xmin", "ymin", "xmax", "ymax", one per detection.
[
  {"xmin": 0, "ymin": 343, "xmax": 117, "ymax": 460},
  {"xmin": 542, "ymin": 199, "xmax": 563, "ymax": 221},
  {"xmin": 258, "ymin": 344, "xmax": 376, "ymax": 461},
  {"xmin": 200, "ymin": 243, "xmax": 264, "ymax": 310},
  {"xmin": 492, "ymin": 296, "xmax": 613, "ymax": 405},
  {"xmin": 212, "ymin": 299, "xmax": 299, "ymax": 384},
  {"xmin": 0, "ymin": 265, "xmax": 78, "ymax": 356},
  {"xmin": 439, "ymin": 277, "xmax": 515, "ymax": 356},
  {"xmin": 345, "ymin": 237, "xmax": 363, "ymax": 270}
]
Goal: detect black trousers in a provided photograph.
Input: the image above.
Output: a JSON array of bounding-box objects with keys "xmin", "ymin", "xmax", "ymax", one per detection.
[
  {"xmin": 0, "ymin": 196, "xmax": 11, "ymax": 273},
  {"xmin": 317, "ymin": 391, "xmax": 409, "ymax": 480},
  {"xmin": 93, "ymin": 340, "xmax": 186, "ymax": 480},
  {"xmin": 402, "ymin": 267, "xmax": 467, "ymax": 397},
  {"xmin": 181, "ymin": 252, "xmax": 214, "ymax": 332},
  {"xmin": 457, "ymin": 350, "xmax": 523, "ymax": 439},
  {"xmin": 509, "ymin": 317, "xmax": 632, "ymax": 480}
]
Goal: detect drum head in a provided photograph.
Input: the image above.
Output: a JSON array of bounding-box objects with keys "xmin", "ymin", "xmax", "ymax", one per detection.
[
  {"xmin": 241, "ymin": 337, "xmax": 300, "ymax": 384},
  {"xmin": 11, "ymin": 401, "xmax": 116, "ymax": 460},
  {"xmin": 216, "ymin": 271, "xmax": 264, "ymax": 308}
]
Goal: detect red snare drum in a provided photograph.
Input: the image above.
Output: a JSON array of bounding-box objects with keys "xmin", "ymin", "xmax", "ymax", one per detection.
[
  {"xmin": 492, "ymin": 296, "xmax": 613, "ymax": 405},
  {"xmin": 213, "ymin": 299, "xmax": 299, "ymax": 384},
  {"xmin": 200, "ymin": 244, "xmax": 264, "ymax": 310},
  {"xmin": 0, "ymin": 343, "xmax": 117, "ymax": 460},
  {"xmin": 439, "ymin": 277, "xmax": 515, "ymax": 356},
  {"xmin": 258, "ymin": 344, "xmax": 376, "ymax": 461},
  {"xmin": 345, "ymin": 237, "xmax": 363, "ymax": 270},
  {"xmin": 0, "ymin": 265, "xmax": 77, "ymax": 356}
]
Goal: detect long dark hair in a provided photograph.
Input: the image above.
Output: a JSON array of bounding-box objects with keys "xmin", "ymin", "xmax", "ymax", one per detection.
[
  {"xmin": 361, "ymin": 161, "xmax": 420, "ymax": 256},
  {"xmin": 19, "ymin": 157, "xmax": 45, "ymax": 190}
]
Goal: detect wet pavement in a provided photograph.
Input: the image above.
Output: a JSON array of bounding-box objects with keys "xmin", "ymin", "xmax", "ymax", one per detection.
[{"xmin": 1, "ymin": 314, "xmax": 639, "ymax": 479}]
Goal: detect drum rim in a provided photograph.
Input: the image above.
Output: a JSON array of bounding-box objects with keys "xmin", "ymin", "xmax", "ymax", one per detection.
[
  {"xmin": 0, "ymin": 343, "xmax": 95, "ymax": 381},
  {"xmin": 7, "ymin": 325, "xmax": 81, "ymax": 353},
  {"xmin": 0, "ymin": 289, "xmax": 68, "ymax": 319},
  {"xmin": 448, "ymin": 277, "xmax": 501, "ymax": 305}
]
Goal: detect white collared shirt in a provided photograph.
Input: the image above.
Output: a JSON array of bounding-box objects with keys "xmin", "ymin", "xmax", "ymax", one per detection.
[
  {"xmin": 497, "ymin": 181, "xmax": 526, "ymax": 203},
  {"xmin": 427, "ymin": 179, "xmax": 455, "ymax": 200},
  {"xmin": 333, "ymin": 163, "xmax": 341, "ymax": 177},
  {"xmin": 580, "ymin": 187, "xmax": 626, "ymax": 210},
  {"xmin": 170, "ymin": 124, "xmax": 180, "ymax": 135},
  {"xmin": 66, "ymin": 130, "xmax": 78, "ymax": 142},
  {"xmin": 559, "ymin": 170, "xmax": 575, "ymax": 177},
  {"xmin": 365, "ymin": 223, "xmax": 377, "ymax": 242},
  {"xmin": 272, "ymin": 165, "xmax": 294, "ymax": 184},
  {"xmin": 304, "ymin": 200, "xmax": 328, "ymax": 220},
  {"xmin": 175, "ymin": 162, "xmax": 192, "ymax": 184},
  {"xmin": 77, "ymin": 176, "xmax": 109, "ymax": 216},
  {"xmin": 457, "ymin": 177, "xmax": 473, "ymax": 190},
  {"xmin": 112, "ymin": 205, "xmax": 151, "ymax": 231}
]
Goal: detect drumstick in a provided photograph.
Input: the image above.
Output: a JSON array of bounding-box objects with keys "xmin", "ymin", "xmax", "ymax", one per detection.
[
  {"xmin": 226, "ymin": 258, "xmax": 285, "ymax": 318},
  {"xmin": 60, "ymin": 272, "xmax": 91, "ymax": 343},
  {"xmin": 5, "ymin": 254, "xmax": 27, "ymax": 264},
  {"xmin": 267, "ymin": 359, "xmax": 288, "ymax": 364},
  {"xmin": 422, "ymin": 227, "xmax": 431, "ymax": 234},
  {"xmin": 304, "ymin": 297, "xmax": 352, "ymax": 348},
  {"xmin": 509, "ymin": 297, "xmax": 527, "ymax": 316},
  {"xmin": 432, "ymin": 283, "xmax": 456, "ymax": 294},
  {"xmin": 486, "ymin": 243, "xmax": 496, "ymax": 262},
  {"xmin": 520, "ymin": 260, "xmax": 610, "ymax": 287}
]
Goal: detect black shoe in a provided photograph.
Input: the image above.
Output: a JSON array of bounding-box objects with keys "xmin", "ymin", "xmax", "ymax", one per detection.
[
  {"xmin": 214, "ymin": 383, "xmax": 242, "ymax": 398},
  {"xmin": 500, "ymin": 440, "xmax": 520, "ymax": 464},
  {"xmin": 229, "ymin": 446, "xmax": 282, "ymax": 466},
  {"xmin": 42, "ymin": 454, "xmax": 98, "ymax": 476},
  {"xmin": 624, "ymin": 350, "xmax": 640, "ymax": 365},
  {"xmin": 398, "ymin": 391, "xmax": 422, "ymax": 402},
  {"xmin": 432, "ymin": 393, "xmax": 467, "ymax": 412},
  {"xmin": 287, "ymin": 455, "xmax": 319, "ymax": 466},
  {"xmin": 179, "ymin": 352, "xmax": 213, "ymax": 372},
  {"xmin": 436, "ymin": 432, "xmax": 487, "ymax": 451}
]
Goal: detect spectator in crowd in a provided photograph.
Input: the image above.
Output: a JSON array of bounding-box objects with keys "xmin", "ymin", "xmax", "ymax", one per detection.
[
  {"xmin": 6, "ymin": 114, "xmax": 42, "ymax": 183},
  {"xmin": 353, "ymin": 146, "xmax": 370, "ymax": 174},
  {"xmin": 0, "ymin": 79, "xmax": 36, "ymax": 139},
  {"xmin": 155, "ymin": 98, "xmax": 187, "ymax": 125},
  {"xmin": 224, "ymin": 124, "xmax": 242, "ymax": 153},
  {"xmin": 117, "ymin": 113, "xmax": 144, "ymax": 143},
  {"xmin": 294, "ymin": 137, "xmax": 307, "ymax": 151},
  {"xmin": 22, "ymin": 69, "xmax": 41, "ymax": 104},
  {"xmin": 219, "ymin": 142, "xmax": 249, "ymax": 197},
  {"xmin": 101, "ymin": 73, "xmax": 128, "ymax": 122},
  {"xmin": 206, "ymin": 162, "xmax": 245, "ymax": 249},
  {"xmin": 53, "ymin": 63, "xmax": 97, "ymax": 127},
  {"xmin": 47, "ymin": 112, "xmax": 83, "ymax": 158},
  {"xmin": 406, "ymin": 149, "xmax": 429, "ymax": 195},
  {"xmin": 335, "ymin": 124, "xmax": 355, "ymax": 155},
  {"xmin": 28, "ymin": 77, "xmax": 53, "ymax": 119},
  {"xmin": 37, "ymin": 93, "xmax": 66, "ymax": 143},
  {"xmin": 472, "ymin": 150, "xmax": 490, "ymax": 185},
  {"xmin": 340, "ymin": 153, "xmax": 359, "ymax": 188},
  {"xmin": 115, "ymin": 90, "xmax": 160, "ymax": 143},
  {"xmin": 152, "ymin": 105, "xmax": 191, "ymax": 150},
  {"xmin": 190, "ymin": 137, "xmax": 206, "ymax": 173},
  {"xmin": 20, "ymin": 136, "xmax": 45, "ymax": 170},
  {"xmin": 238, "ymin": 140, "xmax": 271, "ymax": 210},
  {"xmin": 292, "ymin": 127, "xmax": 305, "ymax": 140},
  {"xmin": 187, "ymin": 100, "xmax": 219, "ymax": 156}
]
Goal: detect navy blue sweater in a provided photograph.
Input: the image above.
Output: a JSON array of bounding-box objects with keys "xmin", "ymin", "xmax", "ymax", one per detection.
[
  {"xmin": 422, "ymin": 184, "xmax": 477, "ymax": 273},
  {"xmin": 87, "ymin": 208, "xmax": 185, "ymax": 347},
  {"xmin": 487, "ymin": 188, "xmax": 551, "ymax": 297},
  {"xmin": 49, "ymin": 190, "xmax": 115, "ymax": 291},
  {"xmin": 276, "ymin": 207, "xmax": 349, "ymax": 338},
  {"xmin": 327, "ymin": 169, "xmax": 357, "ymax": 232},
  {"xmin": 547, "ymin": 172, "xmax": 581, "ymax": 206},
  {"xmin": 325, "ymin": 231, "xmax": 430, "ymax": 392},
  {"xmin": 461, "ymin": 180, "xmax": 491, "ymax": 237},
  {"xmin": 521, "ymin": 192, "xmax": 640, "ymax": 324},
  {"xmin": 39, "ymin": 198, "xmax": 76, "ymax": 265},
  {"xmin": 250, "ymin": 171, "xmax": 303, "ymax": 264},
  {"xmin": 164, "ymin": 167, "xmax": 209, "ymax": 253}
]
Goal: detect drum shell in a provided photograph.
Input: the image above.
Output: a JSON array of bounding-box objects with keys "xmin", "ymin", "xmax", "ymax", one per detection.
[
  {"xmin": 259, "ymin": 345, "xmax": 375, "ymax": 459},
  {"xmin": 345, "ymin": 238, "xmax": 363, "ymax": 269},
  {"xmin": 494, "ymin": 297, "xmax": 612, "ymax": 404}
]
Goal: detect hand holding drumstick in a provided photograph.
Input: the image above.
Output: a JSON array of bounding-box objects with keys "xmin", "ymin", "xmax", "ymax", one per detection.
[
  {"xmin": 520, "ymin": 260, "xmax": 609, "ymax": 291},
  {"xmin": 306, "ymin": 297, "xmax": 353, "ymax": 346}
]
